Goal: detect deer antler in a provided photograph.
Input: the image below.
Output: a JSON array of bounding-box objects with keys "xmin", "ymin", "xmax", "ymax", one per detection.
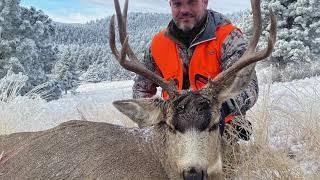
[
  {"xmin": 205, "ymin": 0, "xmax": 277, "ymax": 91},
  {"xmin": 109, "ymin": 0, "xmax": 178, "ymax": 98}
]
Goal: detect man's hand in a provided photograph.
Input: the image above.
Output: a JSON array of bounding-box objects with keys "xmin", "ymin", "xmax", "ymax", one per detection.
[{"xmin": 221, "ymin": 100, "xmax": 253, "ymax": 141}]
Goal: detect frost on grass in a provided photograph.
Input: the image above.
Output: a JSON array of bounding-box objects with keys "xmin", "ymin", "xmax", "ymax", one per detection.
[
  {"xmin": 0, "ymin": 71, "xmax": 59, "ymax": 134},
  {"xmin": 0, "ymin": 80, "xmax": 137, "ymax": 134},
  {"xmin": 225, "ymin": 77, "xmax": 320, "ymax": 178},
  {"xmin": 0, "ymin": 70, "xmax": 28, "ymax": 102},
  {"xmin": 1, "ymin": 77, "xmax": 320, "ymax": 178}
]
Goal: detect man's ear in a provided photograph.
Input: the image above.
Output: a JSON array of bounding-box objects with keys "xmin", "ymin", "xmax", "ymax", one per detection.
[
  {"xmin": 113, "ymin": 98, "xmax": 165, "ymax": 127},
  {"xmin": 203, "ymin": 0, "xmax": 209, "ymax": 7}
]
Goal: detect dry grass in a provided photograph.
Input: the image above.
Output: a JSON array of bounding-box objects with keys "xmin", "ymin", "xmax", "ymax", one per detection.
[
  {"xmin": 223, "ymin": 82, "xmax": 320, "ymax": 179},
  {"xmin": 0, "ymin": 98, "xmax": 136, "ymax": 135},
  {"xmin": 1, "ymin": 78, "xmax": 319, "ymax": 178},
  {"xmin": 0, "ymin": 119, "xmax": 11, "ymax": 135},
  {"xmin": 0, "ymin": 97, "xmax": 49, "ymax": 134},
  {"xmin": 76, "ymin": 102, "xmax": 137, "ymax": 128}
]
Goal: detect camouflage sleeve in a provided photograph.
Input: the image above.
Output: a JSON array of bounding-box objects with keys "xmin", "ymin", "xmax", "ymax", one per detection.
[
  {"xmin": 220, "ymin": 29, "xmax": 259, "ymax": 115},
  {"xmin": 132, "ymin": 46, "xmax": 159, "ymax": 99}
]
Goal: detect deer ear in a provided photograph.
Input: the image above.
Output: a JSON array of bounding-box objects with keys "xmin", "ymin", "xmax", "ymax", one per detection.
[
  {"xmin": 113, "ymin": 98, "xmax": 165, "ymax": 127},
  {"xmin": 217, "ymin": 64, "xmax": 256, "ymax": 102}
]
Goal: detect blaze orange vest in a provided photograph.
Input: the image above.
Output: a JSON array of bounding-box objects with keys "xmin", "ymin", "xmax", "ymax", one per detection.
[
  {"xmin": 151, "ymin": 24, "xmax": 239, "ymax": 123},
  {"xmin": 151, "ymin": 24, "xmax": 238, "ymax": 96}
]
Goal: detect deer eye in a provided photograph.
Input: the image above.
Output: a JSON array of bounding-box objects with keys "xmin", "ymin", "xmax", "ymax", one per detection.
[
  {"xmin": 196, "ymin": 101, "xmax": 210, "ymax": 112},
  {"xmin": 176, "ymin": 104, "xmax": 185, "ymax": 112},
  {"xmin": 203, "ymin": 100, "xmax": 210, "ymax": 107}
]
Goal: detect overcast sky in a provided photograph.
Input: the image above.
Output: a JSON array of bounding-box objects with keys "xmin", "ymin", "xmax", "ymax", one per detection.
[{"xmin": 20, "ymin": 0, "xmax": 251, "ymax": 23}]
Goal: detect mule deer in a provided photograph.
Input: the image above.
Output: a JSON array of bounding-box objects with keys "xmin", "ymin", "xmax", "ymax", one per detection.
[{"xmin": 0, "ymin": 0, "xmax": 276, "ymax": 179}]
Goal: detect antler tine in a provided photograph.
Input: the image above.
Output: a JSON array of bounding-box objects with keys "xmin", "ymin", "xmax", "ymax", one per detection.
[
  {"xmin": 109, "ymin": 15, "xmax": 120, "ymax": 60},
  {"xmin": 109, "ymin": 0, "xmax": 178, "ymax": 98},
  {"xmin": 113, "ymin": 0, "xmax": 126, "ymax": 44},
  {"xmin": 209, "ymin": 0, "xmax": 277, "ymax": 85},
  {"xmin": 113, "ymin": 0, "xmax": 140, "ymax": 64},
  {"xmin": 123, "ymin": 0, "xmax": 128, "ymax": 33},
  {"xmin": 247, "ymin": 0, "xmax": 262, "ymax": 53}
]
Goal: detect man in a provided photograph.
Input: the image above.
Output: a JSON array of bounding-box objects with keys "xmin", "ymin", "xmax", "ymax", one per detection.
[{"xmin": 132, "ymin": 0, "xmax": 257, "ymax": 141}]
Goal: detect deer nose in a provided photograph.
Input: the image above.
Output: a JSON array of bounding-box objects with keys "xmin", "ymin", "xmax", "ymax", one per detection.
[{"xmin": 183, "ymin": 167, "xmax": 208, "ymax": 180}]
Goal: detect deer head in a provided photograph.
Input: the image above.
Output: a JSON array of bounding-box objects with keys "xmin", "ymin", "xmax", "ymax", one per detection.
[{"xmin": 109, "ymin": 0, "xmax": 276, "ymax": 179}]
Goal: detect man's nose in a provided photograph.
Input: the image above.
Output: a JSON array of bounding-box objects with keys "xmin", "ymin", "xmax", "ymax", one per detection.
[{"xmin": 179, "ymin": 4, "xmax": 192, "ymax": 14}]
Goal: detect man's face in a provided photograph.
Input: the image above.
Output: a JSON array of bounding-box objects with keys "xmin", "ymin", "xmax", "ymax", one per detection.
[{"xmin": 169, "ymin": 0, "xmax": 208, "ymax": 32}]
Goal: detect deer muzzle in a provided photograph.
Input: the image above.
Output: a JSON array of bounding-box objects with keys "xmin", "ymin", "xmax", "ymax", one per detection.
[{"xmin": 183, "ymin": 167, "xmax": 208, "ymax": 180}]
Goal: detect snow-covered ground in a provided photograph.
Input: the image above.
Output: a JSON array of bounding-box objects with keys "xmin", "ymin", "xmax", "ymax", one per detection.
[
  {"xmin": 249, "ymin": 76, "xmax": 320, "ymax": 175},
  {"xmin": 0, "ymin": 80, "xmax": 136, "ymax": 134},
  {"xmin": 1, "ymin": 76, "xmax": 318, "ymax": 133},
  {"xmin": 0, "ymin": 76, "xmax": 319, "ymax": 177}
]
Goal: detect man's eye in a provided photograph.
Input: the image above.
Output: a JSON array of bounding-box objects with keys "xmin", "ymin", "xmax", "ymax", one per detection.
[
  {"xmin": 173, "ymin": 3, "xmax": 181, "ymax": 7},
  {"xmin": 189, "ymin": 0, "xmax": 198, "ymax": 5}
]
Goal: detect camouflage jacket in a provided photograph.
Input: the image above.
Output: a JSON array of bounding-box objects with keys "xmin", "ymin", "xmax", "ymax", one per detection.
[{"xmin": 132, "ymin": 10, "xmax": 259, "ymax": 115}]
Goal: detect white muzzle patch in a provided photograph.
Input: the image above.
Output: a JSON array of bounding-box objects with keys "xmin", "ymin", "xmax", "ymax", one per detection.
[{"xmin": 177, "ymin": 129, "xmax": 209, "ymax": 171}]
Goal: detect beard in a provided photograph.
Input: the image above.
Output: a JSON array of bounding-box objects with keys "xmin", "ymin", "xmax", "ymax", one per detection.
[
  {"xmin": 176, "ymin": 21, "xmax": 196, "ymax": 32},
  {"xmin": 173, "ymin": 12, "xmax": 205, "ymax": 32}
]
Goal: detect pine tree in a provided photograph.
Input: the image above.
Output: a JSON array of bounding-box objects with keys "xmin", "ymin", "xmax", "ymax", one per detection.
[
  {"xmin": 0, "ymin": 0, "xmax": 58, "ymax": 96},
  {"xmin": 241, "ymin": 0, "xmax": 320, "ymax": 81},
  {"xmin": 0, "ymin": 0, "xmax": 21, "ymax": 78},
  {"xmin": 54, "ymin": 48, "xmax": 79, "ymax": 94}
]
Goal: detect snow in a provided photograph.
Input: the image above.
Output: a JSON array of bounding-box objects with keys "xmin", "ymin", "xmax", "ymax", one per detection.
[
  {"xmin": 1, "ymin": 76, "xmax": 319, "ymax": 133},
  {"xmin": 249, "ymin": 76, "xmax": 320, "ymax": 174},
  {"xmin": 1, "ymin": 76, "xmax": 320, "ymax": 175},
  {"xmin": 0, "ymin": 80, "xmax": 135, "ymax": 134}
]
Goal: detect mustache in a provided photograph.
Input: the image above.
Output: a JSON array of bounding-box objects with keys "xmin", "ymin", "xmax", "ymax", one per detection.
[{"xmin": 179, "ymin": 12, "xmax": 194, "ymax": 18}]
